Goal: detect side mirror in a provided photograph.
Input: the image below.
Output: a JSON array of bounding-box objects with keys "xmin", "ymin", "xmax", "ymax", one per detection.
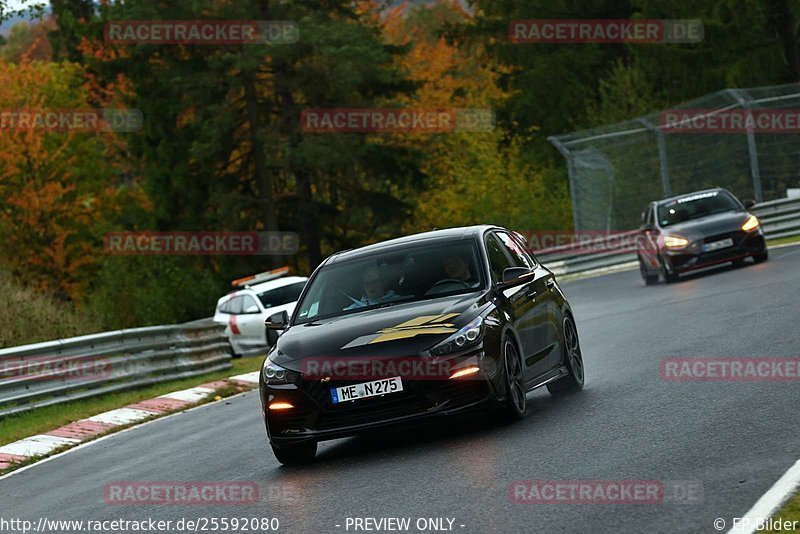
[
  {"xmin": 265, "ymin": 310, "xmax": 288, "ymax": 346},
  {"xmin": 499, "ymin": 267, "xmax": 533, "ymax": 288},
  {"xmin": 265, "ymin": 310, "xmax": 288, "ymax": 329},
  {"xmin": 742, "ymin": 198, "xmax": 756, "ymax": 210}
]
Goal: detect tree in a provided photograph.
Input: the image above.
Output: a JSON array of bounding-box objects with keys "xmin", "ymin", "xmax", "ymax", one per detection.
[
  {"xmin": 384, "ymin": 1, "xmax": 571, "ymax": 232},
  {"xmin": 0, "ymin": 59, "xmax": 141, "ymax": 300}
]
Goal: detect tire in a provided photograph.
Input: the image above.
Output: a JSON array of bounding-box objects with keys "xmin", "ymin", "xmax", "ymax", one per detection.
[
  {"xmin": 271, "ymin": 441, "xmax": 317, "ymax": 466},
  {"xmin": 639, "ymin": 257, "xmax": 659, "ymax": 285},
  {"xmin": 501, "ymin": 338, "xmax": 526, "ymax": 419},
  {"xmin": 753, "ymin": 250, "xmax": 769, "ymax": 263},
  {"xmin": 660, "ymin": 260, "xmax": 679, "ymax": 283},
  {"xmin": 547, "ymin": 314, "xmax": 585, "ymax": 396}
]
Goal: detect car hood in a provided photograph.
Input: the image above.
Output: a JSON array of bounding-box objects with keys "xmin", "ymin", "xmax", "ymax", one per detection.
[
  {"xmin": 271, "ymin": 291, "xmax": 488, "ymax": 367},
  {"xmin": 662, "ymin": 210, "xmax": 750, "ymax": 238}
]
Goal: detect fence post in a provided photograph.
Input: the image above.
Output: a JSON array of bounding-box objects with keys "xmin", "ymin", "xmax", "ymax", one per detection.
[
  {"xmin": 637, "ymin": 118, "xmax": 672, "ymax": 197},
  {"xmin": 726, "ymin": 89, "xmax": 763, "ymax": 202},
  {"xmin": 548, "ymin": 136, "xmax": 580, "ymax": 231}
]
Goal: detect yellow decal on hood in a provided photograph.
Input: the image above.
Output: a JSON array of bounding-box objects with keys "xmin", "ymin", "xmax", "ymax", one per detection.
[
  {"xmin": 368, "ymin": 313, "xmax": 459, "ymax": 343},
  {"xmin": 341, "ymin": 313, "xmax": 459, "ymax": 349}
]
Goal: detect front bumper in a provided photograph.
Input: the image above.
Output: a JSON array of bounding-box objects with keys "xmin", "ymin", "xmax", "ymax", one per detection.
[
  {"xmin": 261, "ymin": 367, "xmax": 496, "ymax": 445},
  {"xmin": 663, "ymin": 230, "xmax": 766, "ymax": 274}
]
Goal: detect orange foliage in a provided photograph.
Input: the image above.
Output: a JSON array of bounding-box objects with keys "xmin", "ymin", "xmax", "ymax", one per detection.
[{"xmin": 0, "ymin": 60, "xmax": 139, "ymax": 300}]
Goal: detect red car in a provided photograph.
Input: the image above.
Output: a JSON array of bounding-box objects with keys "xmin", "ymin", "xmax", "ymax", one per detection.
[{"xmin": 637, "ymin": 188, "xmax": 768, "ymax": 285}]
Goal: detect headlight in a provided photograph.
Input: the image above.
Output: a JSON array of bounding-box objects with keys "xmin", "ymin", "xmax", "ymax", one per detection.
[
  {"xmin": 741, "ymin": 215, "xmax": 760, "ymax": 232},
  {"xmin": 430, "ymin": 316, "xmax": 483, "ymax": 356},
  {"xmin": 262, "ymin": 359, "xmax": 299, "ymax": 385},
  {"xmin": 664, "ymin": 235, "xmax": 689, "ymax": 249}
]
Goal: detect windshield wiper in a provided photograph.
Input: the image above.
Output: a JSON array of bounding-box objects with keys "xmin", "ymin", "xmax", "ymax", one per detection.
[{"xmin": 378, "ymin": 297, "xmax": 414, "ymax": 309}]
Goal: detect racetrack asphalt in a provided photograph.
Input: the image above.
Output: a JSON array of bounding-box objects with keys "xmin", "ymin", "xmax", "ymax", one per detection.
[{"xmin": 2, "ymin": 246, "xmax": 799, "ymax": 534}]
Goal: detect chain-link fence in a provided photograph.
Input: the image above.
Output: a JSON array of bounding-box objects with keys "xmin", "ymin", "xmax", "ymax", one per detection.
[{"xmin": 549, "ymin": 83, "xmax": 800, "ymax": 232}]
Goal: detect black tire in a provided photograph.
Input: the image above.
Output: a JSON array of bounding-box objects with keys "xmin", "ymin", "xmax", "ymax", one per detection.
[
  {"xmin": 753, "ymin": 250, "xmax": 769, "ymax": 263},
  {"xmin": 639, "ymin": 257, "xmax": 659, "ymax": 285},
  {"xmin": 547, "ymin": 314, "xmax": 585, "ymax": 396},
  {"xmin": 271, "ymin": 441, "xmax": 317, "ymax": 466},
  {"xmin": 501, "ymin": 338, "xmax": 526, "ymax": 419},
  {"xmin": 660, "ymin": 260, "xmax": 679, "ymax": 283}
]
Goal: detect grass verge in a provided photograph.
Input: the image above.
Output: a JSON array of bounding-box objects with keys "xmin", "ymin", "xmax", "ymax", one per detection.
[
  {"xmin": 764, "ymin": 493, "xmax": 800, "ymax": 533},
  {"xmin": 767, "ymin": 234, "xmax": 800, "ymax": 247},
  {"xmin": 0, "ymin": 356, "xmax": 263, "ymax": 448}
]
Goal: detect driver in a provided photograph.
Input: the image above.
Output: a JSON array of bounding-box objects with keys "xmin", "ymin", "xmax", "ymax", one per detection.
[
  {"xmin": 345, "ymin": 266, "xmax": 399, "ymax": 309},
  {"xmin": 442, "ymin": 253, "xmax": 480, "ymax": 287}
]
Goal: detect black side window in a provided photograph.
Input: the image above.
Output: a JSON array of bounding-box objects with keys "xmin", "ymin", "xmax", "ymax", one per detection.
[
  {"xmin": 643, "ymin": 205, "xmax": 653, "ymax": 227},
  {"xmin": 485, "ymin": 234, "xmax": 513, "ymax": 283},
  {"xmin": 259, "ymin": 282, "xmax": 306, "ymax": 309},
  {"xmin": 496, "ymin": 232, "xmax": 535, "ymax": 269}
]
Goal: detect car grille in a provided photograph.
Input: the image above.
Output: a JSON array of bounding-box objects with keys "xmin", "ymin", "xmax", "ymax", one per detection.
[
  {"xmin": 271, "ymin": 409, "xmax": 308, "ymax": 429},
  {"xmin": 438, "ymin": 379, "xmax": 489, "ymax": 407},
  {"xmin": 702, "ymin": 230, "xmax": 744, "ymax": 245},
  {"xmin": 298, "ymin": 378, "xmax": 489, "ymax": 431}
]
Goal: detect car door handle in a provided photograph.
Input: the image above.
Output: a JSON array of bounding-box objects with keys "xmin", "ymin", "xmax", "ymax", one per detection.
[
  {"xmin": 545, "ymin": 279, "xmax": 556, "ymax": 290},
  {"xmin": 526, "ymin": 288, "xmax": 538, "ymax": 299}
]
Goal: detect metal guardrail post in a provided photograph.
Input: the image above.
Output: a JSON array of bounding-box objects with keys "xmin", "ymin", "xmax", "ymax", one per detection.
[
  {"xmin": 636, "ymin": 118, "xmax": 672, "ymax": 197},
  {"xmin": 726, "ymin": 88, "xmax": 763, "ymax": 202},
  {"xmin": 548, "ymin": 136, "xmax": 580, "ymax": 231}
]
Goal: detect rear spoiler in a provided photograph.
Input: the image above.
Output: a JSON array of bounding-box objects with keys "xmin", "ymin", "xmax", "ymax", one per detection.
[{"xmin": 231, "ymin": 266, "xmax": 289, "ymax": 288}]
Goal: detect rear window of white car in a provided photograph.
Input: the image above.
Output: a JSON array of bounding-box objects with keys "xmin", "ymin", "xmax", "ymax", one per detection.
[
  {"xmin": 220, "ymin": 296, "xmax": 243, "ymax": 314},
  {"xmin": 258, "ymin": 281, "xmax": 306, "ymax": 309}
]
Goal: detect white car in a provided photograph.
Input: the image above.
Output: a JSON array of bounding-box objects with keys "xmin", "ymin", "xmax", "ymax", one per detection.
[{"xmin": 213, "ymin": 269, "xmax": 308, "ymax": 357}]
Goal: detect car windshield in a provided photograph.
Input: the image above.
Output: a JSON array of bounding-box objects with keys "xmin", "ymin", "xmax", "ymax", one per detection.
[
  {"xmin": 657, "ymin": 191, "xmax": 741, "ymax": 227},
  {"xmin": 294, "ymin": 240, "xmax": 485, "ymax": 324},
  {"xmin": 257, "ymin": 281, "xmax": 306, "ymax": 309}
]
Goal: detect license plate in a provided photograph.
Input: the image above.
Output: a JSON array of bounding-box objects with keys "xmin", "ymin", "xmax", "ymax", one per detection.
[
  {"xmin": 702, "ymin": 238, "xmax": 733, "ymax": 252},
  {"xmin": 330, "ymin": 377, "xmax": 403, "ymax": 404}
]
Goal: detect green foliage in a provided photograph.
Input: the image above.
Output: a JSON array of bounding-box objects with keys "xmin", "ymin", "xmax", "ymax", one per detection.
[
  {"xmin": 87, "ymin": 256, "xmax": 224, "ymax": 328},
  {"xmin": 0, "ymin": 270, "xmax": 101, "ymax": 348}
]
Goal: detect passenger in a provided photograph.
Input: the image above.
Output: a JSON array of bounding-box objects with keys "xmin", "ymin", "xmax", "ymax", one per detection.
[{"xmin": 345, "ymin": 266, "xmax": 398, "ymax": 309}]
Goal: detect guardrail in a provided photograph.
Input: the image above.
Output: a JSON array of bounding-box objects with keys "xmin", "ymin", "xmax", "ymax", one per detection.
[
  {"xmin": 0, "ymin": 318, "xmax": 232, "ymax": 418},
  {"xmin": 535, "ymin": 196, "xmax": 800, "ymax": 276},
  {"xmin": 752, "ymin": 195, "xmax": 800, "ymax": 240}
]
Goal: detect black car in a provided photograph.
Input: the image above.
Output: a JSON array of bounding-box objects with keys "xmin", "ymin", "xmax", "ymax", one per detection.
[
  {"xmin": 259, "ymin": 226, "xmax": 584, "ymax": 464},
  {"xmin": 637, "ymin": 188, "xmax": 768, "ymax": 285}
]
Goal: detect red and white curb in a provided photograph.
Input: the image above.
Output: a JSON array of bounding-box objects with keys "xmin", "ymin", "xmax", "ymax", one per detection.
[{"xmin": 0, "ymin": 371, "xmax": 261, "ymax": 471}]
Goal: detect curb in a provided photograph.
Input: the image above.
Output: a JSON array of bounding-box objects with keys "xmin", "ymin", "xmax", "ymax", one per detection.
[{"xmin": 0, "ymin": 371, "xmax": 260, "ymax": 472}]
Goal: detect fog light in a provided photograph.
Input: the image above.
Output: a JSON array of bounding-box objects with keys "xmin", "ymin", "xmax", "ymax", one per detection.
[
  {"xmin": 449, "ymin": 366, "xmax": 480, "ymax": 379},
  {"xmin": 269, "ymin": 401, "xmax": 294, "ymax": 410}
]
